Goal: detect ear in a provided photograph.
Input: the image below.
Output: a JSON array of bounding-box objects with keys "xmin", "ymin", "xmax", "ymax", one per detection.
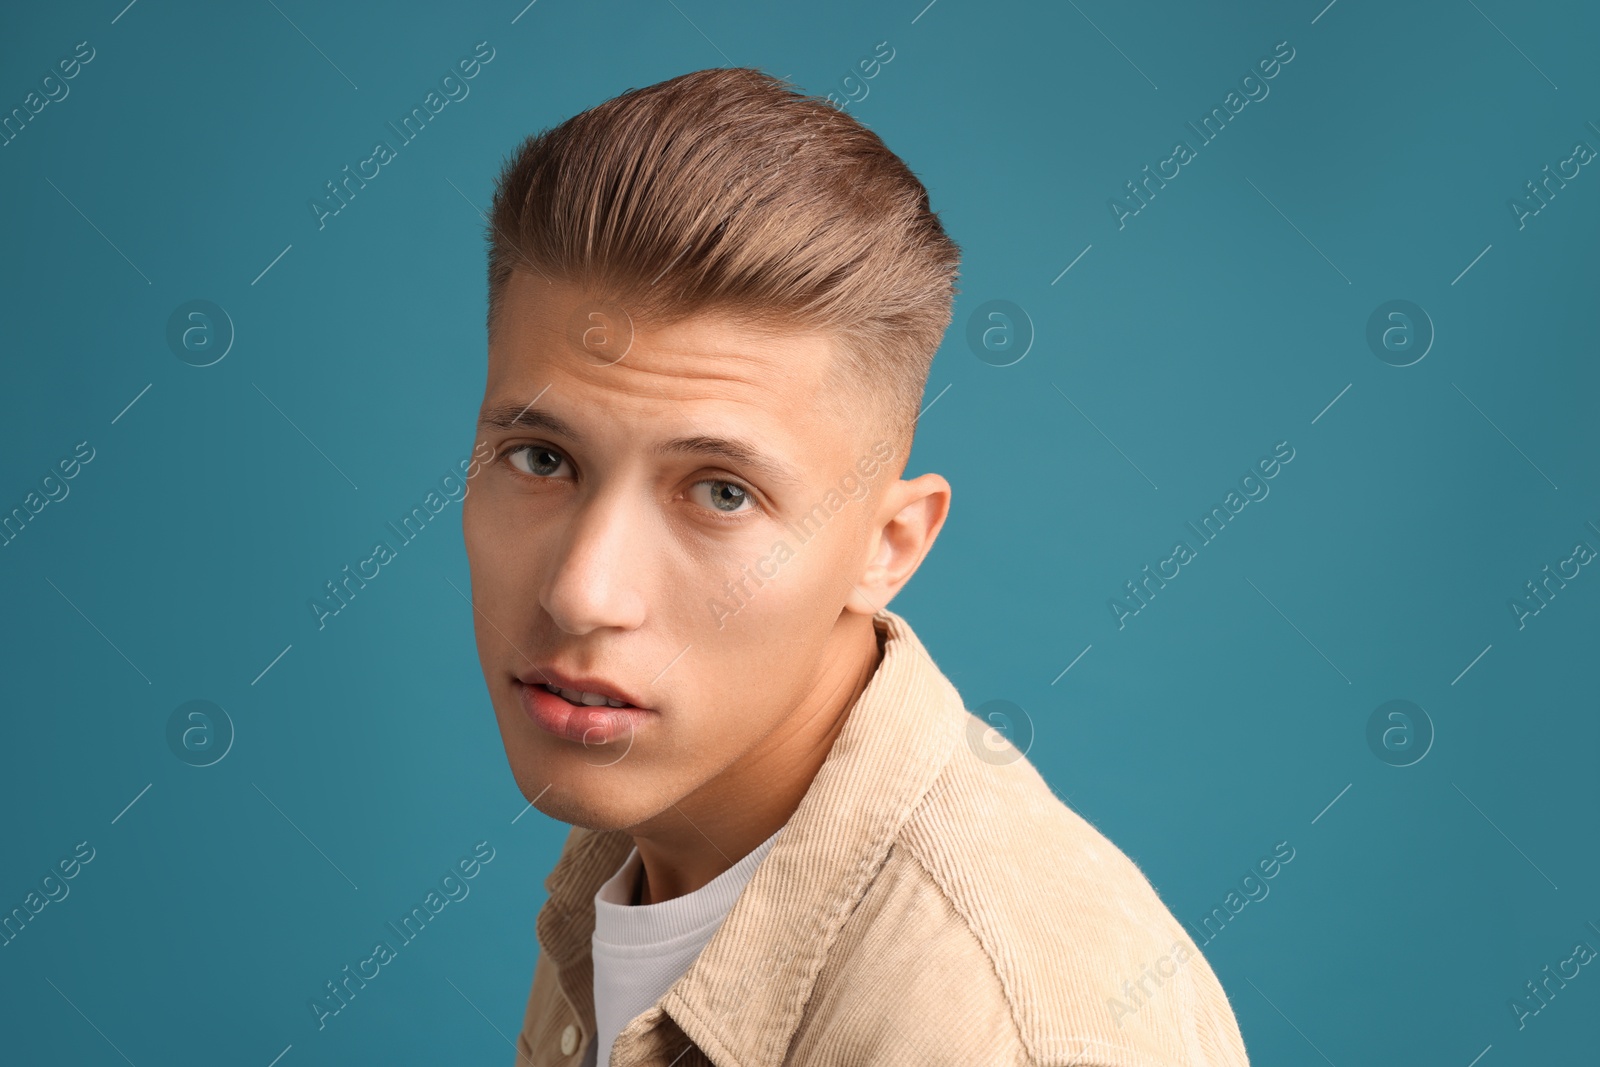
[{"xmin": 845, "ymin": 472, "xmax": 952, "ymax": 615}]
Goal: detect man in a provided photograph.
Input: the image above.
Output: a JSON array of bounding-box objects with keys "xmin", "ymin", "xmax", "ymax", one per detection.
[{"xmin": 463, "ymin": 67, "xmax": 1250, "ymax": 1067}]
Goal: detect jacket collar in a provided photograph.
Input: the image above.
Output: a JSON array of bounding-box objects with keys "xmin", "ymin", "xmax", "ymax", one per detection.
[{"xmin": 533, "ymin": 607, "xmax": 963, "ymax": 1067}]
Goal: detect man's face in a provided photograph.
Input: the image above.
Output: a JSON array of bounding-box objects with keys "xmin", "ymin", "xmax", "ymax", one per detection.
[{"xmin": 464, "ymin": 271, "xmax": 896, "ymax": 832}]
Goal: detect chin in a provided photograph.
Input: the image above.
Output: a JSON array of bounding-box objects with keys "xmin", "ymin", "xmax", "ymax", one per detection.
[
  {"xmin": 549, "ymin": 796, "xmax": 651, "ymax": 835},
  {"xmin": 512, "ymin": 763, "xmax": 656, "ymax": 834}
]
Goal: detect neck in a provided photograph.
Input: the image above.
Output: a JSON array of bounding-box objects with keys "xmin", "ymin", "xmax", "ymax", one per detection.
[{"xmin": 630, "ymin": 611, "xmax": 883, "ymax": 906}]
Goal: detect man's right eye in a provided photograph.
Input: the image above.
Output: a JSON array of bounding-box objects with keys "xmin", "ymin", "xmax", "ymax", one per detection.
[{"xmin": 505, "ymin": 445, "xmax": 568, "ymax": 478}]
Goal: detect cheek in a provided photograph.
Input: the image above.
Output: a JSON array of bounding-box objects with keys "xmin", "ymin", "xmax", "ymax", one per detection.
[
  {"xmin": 701, "ymin": 520, "xmax": 856, "ymax": 636},
  {"xmin": 462, "ymin": 494, "xmax": 553, "ymax": 634},
  {"xmin": 461, "ymin": 490, "xmax": 494, "ymax": 559},
  {"xmin": 464, "ymin": 486, "xmax": 554, "ymax": 571},
  {"xmin": 462, "ymin": 500, "xmax": 508, "ymax": 599}
]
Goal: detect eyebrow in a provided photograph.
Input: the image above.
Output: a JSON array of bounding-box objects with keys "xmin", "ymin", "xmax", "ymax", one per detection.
[{"xmin": 478, "ymin": 403, "xmax": 805, "ymax": 488}]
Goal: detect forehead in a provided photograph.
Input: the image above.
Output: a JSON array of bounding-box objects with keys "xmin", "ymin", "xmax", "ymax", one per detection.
[{"xmin": 485, "ymin": 271, "xmax": 864, "ymax": 467}]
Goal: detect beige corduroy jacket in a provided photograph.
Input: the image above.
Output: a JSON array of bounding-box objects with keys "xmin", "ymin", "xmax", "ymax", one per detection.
[{"xmin": 513, "ymin": 607, "xmax": 1251, "ymax": 1067}]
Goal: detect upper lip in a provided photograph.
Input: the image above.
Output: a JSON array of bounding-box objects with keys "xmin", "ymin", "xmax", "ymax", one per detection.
[{"xmin": 516, "ymin": 665, "xmax": 650, "ymax": 709}]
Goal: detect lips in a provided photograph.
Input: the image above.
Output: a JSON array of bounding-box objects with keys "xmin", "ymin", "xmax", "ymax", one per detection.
[
  {"xmin": 514, "ymin": 666, "xmax": 650, "ymax": 711},
  {"xmin": 517, "ymin": 680, "xmax": 654, "ymax": 744}
]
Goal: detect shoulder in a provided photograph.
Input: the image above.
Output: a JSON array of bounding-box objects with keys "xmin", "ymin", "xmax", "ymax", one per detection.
[
  {"xmin": 787, "ymin": 842, "xmax": 1033, "ymax": 1066},
  {"xmin": 847, "ymin": 713, "xmax": 1251, "ymax": 1067}
]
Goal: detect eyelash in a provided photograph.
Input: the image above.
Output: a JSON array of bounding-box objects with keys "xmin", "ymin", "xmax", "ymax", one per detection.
[{"xmin": 498, "ymin": 443, "xmax": 762, "ymax": 523}]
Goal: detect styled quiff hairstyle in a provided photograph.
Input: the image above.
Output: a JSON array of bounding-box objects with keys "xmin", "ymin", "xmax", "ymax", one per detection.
[{"xmin": 485, "ymin": 66, "xmax": 961, "ymax": 461}]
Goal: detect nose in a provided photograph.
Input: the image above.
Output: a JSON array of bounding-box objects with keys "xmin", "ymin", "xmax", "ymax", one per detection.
[{"xmin": 539, "ymin": 486, "xmax": 648, "ymax": 636}]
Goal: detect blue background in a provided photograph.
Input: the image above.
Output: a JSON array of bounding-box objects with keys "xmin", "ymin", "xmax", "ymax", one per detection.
[{"xmin": 3, "ymin": 0, "xmax": 1597, "ymax": 1064}]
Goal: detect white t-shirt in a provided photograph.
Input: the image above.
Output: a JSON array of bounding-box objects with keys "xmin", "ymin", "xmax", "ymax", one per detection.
[{"xmin": 585, "ymin": 825, "xmax": 786, "ymax": 1067}]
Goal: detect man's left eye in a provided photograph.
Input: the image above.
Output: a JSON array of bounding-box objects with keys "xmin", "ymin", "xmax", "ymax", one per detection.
[{"xmin": 691, "ymin": 479, "xmax": 756, "ymax": 516}]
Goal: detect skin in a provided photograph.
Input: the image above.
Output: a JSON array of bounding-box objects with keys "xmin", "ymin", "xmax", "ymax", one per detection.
[{"xmin": 463, "ymin": 270, "xmax": 950, "ymax": 905}]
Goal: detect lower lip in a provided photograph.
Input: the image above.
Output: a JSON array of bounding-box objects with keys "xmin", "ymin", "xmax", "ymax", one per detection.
[{"xmin": 518, "ymin": 682, "xmax": 655, "ymax": 744}]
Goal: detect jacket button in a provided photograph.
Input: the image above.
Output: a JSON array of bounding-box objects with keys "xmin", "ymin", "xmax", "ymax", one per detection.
[{"xmin": 559, "ymin": 1024, "xmax": 578, "ymax": 1056}]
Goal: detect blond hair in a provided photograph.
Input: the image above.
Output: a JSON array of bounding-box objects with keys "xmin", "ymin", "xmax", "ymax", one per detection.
[{"xmin": 485, "ymin": 67, "xmax": 961, "ymax": 462}]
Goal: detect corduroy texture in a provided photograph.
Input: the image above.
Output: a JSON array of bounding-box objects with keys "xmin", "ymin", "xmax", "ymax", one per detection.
[
  {"xmin": 514, "ymin": 608, "xmax": 1252, "ymax": 1067},
  {"xmin": 588, "ymin": 825, "xmax": 786, "ymax": 1067}
]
